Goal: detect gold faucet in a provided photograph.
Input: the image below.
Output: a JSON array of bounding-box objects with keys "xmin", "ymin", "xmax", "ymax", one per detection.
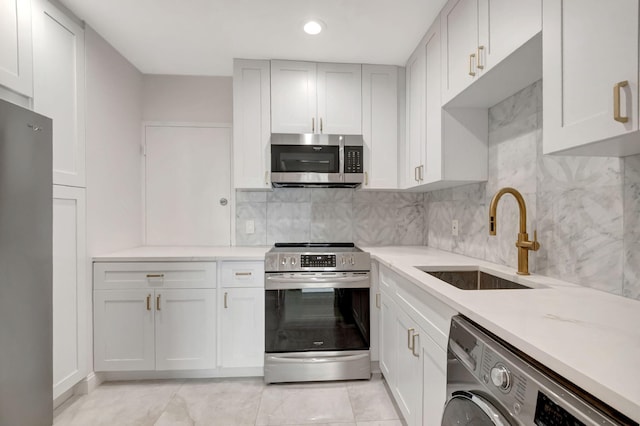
[{"xmin": 489, "ymin": 187, "xmax": 540, "ymax": 275}]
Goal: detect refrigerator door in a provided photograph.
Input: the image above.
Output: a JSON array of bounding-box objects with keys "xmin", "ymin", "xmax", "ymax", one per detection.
[{"xmin": 0, "ymin": 99, "xmax": 53, "ymax": 426}]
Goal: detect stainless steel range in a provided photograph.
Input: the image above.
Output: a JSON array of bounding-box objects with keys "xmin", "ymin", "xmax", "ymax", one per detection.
[{"xmin": 264, "ymin": 243, "xmax": 371, "ymax": 383}]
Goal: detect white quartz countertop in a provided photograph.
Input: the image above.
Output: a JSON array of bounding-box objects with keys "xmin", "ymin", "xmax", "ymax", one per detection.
[
  {"xmin": 92, "ymin": 245, "xmax": 270, "ymax": 262},
  {"xmin": 92, "ymin": 244, "xmax": 640, "ymax": 421},
  {"xmin": 363, "ymin": 246, "xmax": 640, "ymax": 422}
]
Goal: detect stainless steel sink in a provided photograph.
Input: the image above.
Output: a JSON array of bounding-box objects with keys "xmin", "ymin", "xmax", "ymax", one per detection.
[{"xmin": 415, "ymin": 267, "xmax": 532, "ymax": 290}]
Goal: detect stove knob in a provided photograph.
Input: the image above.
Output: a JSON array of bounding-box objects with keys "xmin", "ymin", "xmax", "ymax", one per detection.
[
  {"xmin": 490, "ymin": 364, "xmax": 511, "ymax": 391},
  {"xmin": 341, "ymin": 257, "xmax": 346, "ymax": 265},
  {"xmin": 291, "ymin": 257, "xmax": 297, "ymax": 266},
  {"xmin": 281, "ymin": 257, "xmax": 288, "ymax": 266},
  {"xmin": 350, "ymin": 256, "xmax": 355, "ymax": 265}
]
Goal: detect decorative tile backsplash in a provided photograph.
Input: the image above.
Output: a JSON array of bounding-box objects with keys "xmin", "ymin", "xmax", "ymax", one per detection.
[
  {"xmin": 235, "ymin": 80, "xmax": 640, "ymax": 300},
  {"xmin": 235, "ymin": 189, "xmax": 426, "ymax": 247}
]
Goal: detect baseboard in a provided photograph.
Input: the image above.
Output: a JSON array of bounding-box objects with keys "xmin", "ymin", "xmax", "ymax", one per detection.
[{"xmin": 101, "ymin": 367, "xmax": 263, "ymax": 382}]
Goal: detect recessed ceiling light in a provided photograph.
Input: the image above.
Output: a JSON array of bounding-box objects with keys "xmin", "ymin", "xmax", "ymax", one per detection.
[{"xmin": 303, "ymin": 20, "xmax": 324, "ymax": 35}]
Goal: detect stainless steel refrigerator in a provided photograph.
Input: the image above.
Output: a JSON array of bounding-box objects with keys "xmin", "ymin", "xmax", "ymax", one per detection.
[{"xmin": 0, "ymin": 98, "xmax": 53, "ymax": 425}]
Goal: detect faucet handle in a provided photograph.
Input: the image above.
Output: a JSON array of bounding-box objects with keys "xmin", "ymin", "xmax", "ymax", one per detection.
[{"xmin": 532, "ymin": 229, "xmax": 540, "ymax": 251}]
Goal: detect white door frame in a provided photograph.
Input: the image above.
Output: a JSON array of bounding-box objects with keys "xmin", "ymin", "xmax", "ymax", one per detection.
[{"xmin": 141, "ymin": 121, "xmax": 235, "ymax": 246}]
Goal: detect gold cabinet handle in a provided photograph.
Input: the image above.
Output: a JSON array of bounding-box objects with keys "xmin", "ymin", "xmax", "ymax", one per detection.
[
  {"xmin": 224, "ymin": 292, "xmax": 228, "ymax": 309},
  {"xmin": 407, "ymin": 328, "xmax": 415, "ymax": 350},
  {"xmin": 469, "ymin": 53, "xmax": 476, "ymax": 77},
  {"xmin": 264, "ymin": 171, "xmax": 269, "ymax": 186},
  {"xmin": 419, "ymin": 165, "xmax": 424, "ymax": 181},
  {"xmin": 411, "ymin": 333, "xmax": 420, "ymax": 357},
  {"xmin": 146, "ymin": 274, "xmax": 164, "ymax": 278},
  {"xmin": 364, "ymin": 171, "xmax": 369, "ymax": 186},
  {"xmin": 477, "ymin": 46, "xmax": 484, "ymax": 69},
  {"xmin": 146, "ymin": 294, "xmax": 151, "ymax": 311},
  {"xmin": 156, "ymin": 294, "xmax": 161, "ymax": 311},
  {"xmin": 375, "ymin": 293, "xmax": 380, "ymax": 308},
  {"xmin": 414, "ymin": 166, "xmax": 419, "ymax": 182},
  {"xmin": 312, "ymin": 117, "xmax": 315, "ymax": 133},
  {"xmin": 235, "ymin": 272, "xmax": 252, "ymax": 276},
  {"xmin": 320, "ymin": 117, "xmax": 323, "ymax": 133},
  {"xmin": 614, "ymin": 80, "xmax": 629, "ymax": 123}
]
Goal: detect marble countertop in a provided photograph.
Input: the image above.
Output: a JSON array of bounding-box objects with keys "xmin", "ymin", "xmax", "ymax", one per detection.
[
  {"xmin": 92, "ymin": 246, "xmax": 270, "ymax": 262},
  {"xmin": 363, "ymin": 246, "xmax": 640, "ymax": 422},
  {"xmin": 92, "ymin": 244, "xmax": 640, "ymax": 421}
]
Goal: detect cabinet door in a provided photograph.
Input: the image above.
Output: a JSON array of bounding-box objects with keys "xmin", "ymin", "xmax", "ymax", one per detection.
[
  {"xmin": 479, "ymin": 0, "xmax": 541, "ymax": 70},
  {"xmin": 271, "ymin": 60, "xmax": 316, "ymax": 133},
  {"xmin": 441, "ymin": 0, "xmax": 480, "ymax": 103},
  {"xmin": 379, "ymin": 291, "xmax": 397, "ymax": 386},
  {"xmin": 543, "ymin": 0, "xmax": 639, "ymax": 156},
  {"xmin": 394, "ymin": 310, "xmax": 423, "ymax": 426},
  {"xmin": 422, "ymin": 333, "xmax": 447, "ymax": 426},
  {"xmin": 221, "ymin": 288, "xmax": 265, "ymax": 368},
  {"xmin": 317, "ymin": 63, "xmax": 362, "ymax": 135},
  {"xmin": 53, "ymin": 185, "xmax": 87, "ymax": 398},
  {"xmin": 423, "ymin": 20, "xmax": 443, "ymax": 184},
  {"xmin": 362, "ymin": 65, "xmax": 398, "ymax": 189},
  {"xmin": 94, "ymin": 290, "xmax": 155, "ymax": 371},
  {"xmin": 155, "ymin": 289, "xmax": 216, "ymax": 370},
  {"xmin": 405, "ymin": 43, "xmax": 425, "ymax": 186},
  {"xmin": 32, "ymin": 0, "xmax": 86, "ymax": 187},
  {"xmin": 0, "ymin": 0, "xmax": 32, "ymax": 97},
  {"xmin": 233, "ymin": 59, "xmax": 271, "ymax": 189}
]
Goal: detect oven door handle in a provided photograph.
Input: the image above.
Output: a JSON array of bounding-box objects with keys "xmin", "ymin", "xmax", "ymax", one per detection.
[
  {"xmin": 265, "ymin": 353, "xmax": 369, "ymax": 364},
  {"xmin": 265, "ymin": 274, "xmax": 370, "ymax": 290}
]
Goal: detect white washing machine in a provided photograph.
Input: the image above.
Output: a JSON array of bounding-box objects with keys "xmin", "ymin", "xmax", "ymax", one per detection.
[{"xmin": 442, "ymin": 315, "xmax": 636, "ymax": 426}]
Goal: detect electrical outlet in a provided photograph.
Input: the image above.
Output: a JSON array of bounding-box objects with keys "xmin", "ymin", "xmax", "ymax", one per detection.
[
  {"xmin": 451, "ymin": 219, "xmax": 459, "ymax": 236},
  {"xmin": 245, "ymin": 219, "xmax": 255, "ymax": 234}
]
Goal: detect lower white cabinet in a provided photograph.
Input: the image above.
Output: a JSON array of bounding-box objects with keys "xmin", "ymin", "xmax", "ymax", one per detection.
[
  {"xmin": 52, "ymin": 185, "xmax": 87, "ymax": 399},
  {"xmin": 93, "ymin": 262, "xmax": 217, "ymax": 372},
  {"xmin": 377, "ymin": 264, "xmax": 455, "ymax": 426},
  {"xmin": 220, "ymin": 261, "xmax": 265, "ymax": 370}
]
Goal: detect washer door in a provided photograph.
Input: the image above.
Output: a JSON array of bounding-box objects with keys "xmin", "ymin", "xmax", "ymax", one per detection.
[{"xmin": 441, "ymin": 391, "xmax": 515, "ymax": 426}]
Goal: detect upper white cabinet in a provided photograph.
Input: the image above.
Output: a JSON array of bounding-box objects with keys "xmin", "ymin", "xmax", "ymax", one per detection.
[
  {"xmin": 271, "ymin": 60, "xmax": 362, "ymax": 135},
  {"xmin": 543, "ymin": 0, "xmax": 640, "ymax": 157},
  {"xmin": 32, "ymin": 0, "xmax": 86, "ymax": 187},
  {"xmin": 441, "ymin": 0, "xmax": 542, "ymax": 107},
  {"xmin": 405, "ymin": 19, "xmax": 488, "ymax": 191},
  {"xmin": 0, "ymin": 0, "xmax": 33, "ymax": 97},
  {"xmin": 233, "ymin": 59, "xmax": 271, "ymax": 188},
  {"xmin": 361, "ymin": 65, "xmax": 399, "ymax": 189}
]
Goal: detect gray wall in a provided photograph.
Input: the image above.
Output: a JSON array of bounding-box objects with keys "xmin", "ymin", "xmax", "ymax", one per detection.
[{"xmin": 426, "ymin": 81, "xmax": 640, "ymax": 300}]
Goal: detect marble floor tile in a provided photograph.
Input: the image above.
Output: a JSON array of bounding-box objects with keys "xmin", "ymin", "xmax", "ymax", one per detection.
[{"xmin": 54, "ymin": 377, "xmax": 404, "ymax": 426}]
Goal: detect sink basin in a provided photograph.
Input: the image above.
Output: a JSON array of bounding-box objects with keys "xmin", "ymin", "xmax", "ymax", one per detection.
[{"xmin": 415, "ymin": 267, "xmax": 532, "ymax": 290}]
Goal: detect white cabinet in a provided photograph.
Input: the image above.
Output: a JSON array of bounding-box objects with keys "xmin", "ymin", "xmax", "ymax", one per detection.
[
  {"xmin": 220, "ymin": 261, "xmax": 265, "ymax": 370},
  {"xmin": 233, "ymin": 59, "xmax": 271, "ymax": 189},
  {"xmin": 377, "ymin": 265, "xmax": 456, "ymax": 426},
  {"xmin": 52, "ymin": 185, "xmax": 87, "ymax": 399},
  {"xmin": 361, "ymin": 65, "xmax": 399, "ymax": 189},
  {"xmin": 155, "ymin": 289, "xmax": 216, "ymax": 370},
  {"xmin": 441, "ymin": 0, "xmax": 542, "ymax": 107},
  {"xmin": 32, "ymin": 0, "xmax": 86, "ymax": 187},
  {"xmin": 94, "ymin": 262, "xmax": 217, "ymax": 372},
  {"xmin": 543, "ymin": 0, "xmax": 640, "ymax": 157},
  {"xmin": 0, "ymin": 0, "xmax": 32, "ymax": 97},
  {"xmin": 271, "ymin": 60, "xmax": 362, "ymax": 135},
  {"xmin": 405, "ymin": 19, "xmax": 488, "ymax": 191}
]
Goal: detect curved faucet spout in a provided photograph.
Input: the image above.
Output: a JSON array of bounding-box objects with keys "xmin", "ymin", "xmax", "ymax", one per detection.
[{"xmin": 488, "ymin": 187, "xmax": 540, "ymax": 275}]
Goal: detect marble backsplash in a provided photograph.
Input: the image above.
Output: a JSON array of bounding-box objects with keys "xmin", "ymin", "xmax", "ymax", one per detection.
[
  {"xmin": 426, "ymin": 80, "xmax": 640, "ymax": 300},
  {"xmin": 235, "ymin": 189, "xmax": 426, "ymax": 246}
]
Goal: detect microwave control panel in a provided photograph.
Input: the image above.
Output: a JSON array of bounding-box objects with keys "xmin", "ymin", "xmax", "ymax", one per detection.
[{"xmin": 344, "ymin": 146, "xmax": 363, "ymax": 174}]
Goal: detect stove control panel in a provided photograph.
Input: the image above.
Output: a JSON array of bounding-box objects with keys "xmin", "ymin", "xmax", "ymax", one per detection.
[{"xmin": 301, "ymin": 254, "xmax": 336, "ymax": 268}]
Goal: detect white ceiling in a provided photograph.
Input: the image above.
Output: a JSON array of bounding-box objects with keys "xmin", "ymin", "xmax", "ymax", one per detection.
[{"xmin": 58, "ymin": 0, "xmax": 448, "ymax": 76}]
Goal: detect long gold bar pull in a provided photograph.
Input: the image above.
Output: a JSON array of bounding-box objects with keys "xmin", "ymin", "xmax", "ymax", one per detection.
[
  {"xmin": 156, "ymin": 294, "xmax": 161, "ymax": 311},
  {"xmin": 477, "ymin": 46, "xmax": 485, "ymax": 69},
  {"xmin": 614, "ymin": 80, "xmax": 629, "ymax": 123},
  {"xmin": 365, "ymin": 171, "xmax": 369, "ymax": 186},
  {"xmin": 411, "ymin": 333, "xmax": 420, "ymax": 357},
  {"xmin": 375, "ymin": 293, "xmax": 380, "ymax": 308},
  {"xmin": 312, "ymin": 117, "xmax": 315, "ymax": 133},
  {"xmin": 469, "ymin": 53, "xmax": 476, "ymax": 77},
  {"xmin": 146, "ymin": 294, "xmax": 151, "ymax": 311},
  {"xmin": 224, "ymin": 292, "xmax": 228, "ymax": 309},
  {"xmin": 146, "ymin": 274, "xmax": 164, "ymax": 279},
  {"xmin": 407, "ymin": 328, "xmax": 415, "ymax": 350}
]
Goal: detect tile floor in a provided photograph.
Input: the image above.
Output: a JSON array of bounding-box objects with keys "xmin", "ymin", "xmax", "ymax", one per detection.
[{"xmin": 53, "ymin": 375, "xmax": 405, "ymax": 426}]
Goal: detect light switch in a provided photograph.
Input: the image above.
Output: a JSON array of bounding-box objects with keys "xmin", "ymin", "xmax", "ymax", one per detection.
[{"xmin": 245, "ymin": 219, "xmax": 255, "ymax": 234}]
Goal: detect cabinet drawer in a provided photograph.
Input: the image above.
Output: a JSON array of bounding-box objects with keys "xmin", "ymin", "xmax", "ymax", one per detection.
[
  {"xmin": 94, "ymin": 262, "xmax": 216, "ymax": 290},
  {"xmin": 220, "ymin": 261, "xmax": 264, "ymax": 288}
]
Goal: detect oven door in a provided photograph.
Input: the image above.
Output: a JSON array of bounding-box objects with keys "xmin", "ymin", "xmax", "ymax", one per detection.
[{"xmin": 265, "ymin": 272, "xmax": 370, "ymax": 353}]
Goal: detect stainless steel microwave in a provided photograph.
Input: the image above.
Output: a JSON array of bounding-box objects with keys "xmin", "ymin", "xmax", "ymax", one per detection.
[{"xmin": 270, "ymin": 134, "xmax": 364, "ymax": 188}]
